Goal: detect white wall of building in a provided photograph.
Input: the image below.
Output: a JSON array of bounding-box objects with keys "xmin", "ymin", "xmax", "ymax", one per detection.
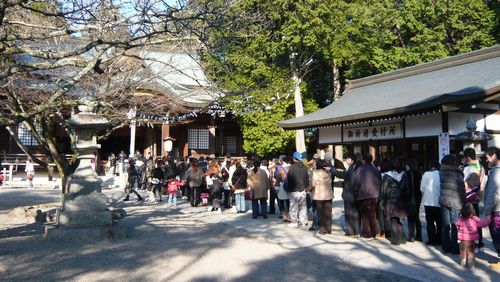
[
  {"xmin": 319, "ymin": 126, "xmax": 342, "ymax": 144},
  {"xmin": 485, "ymin": 112, "xmax": 500, "ymax": 131},
  {"xmin": 405, "ymin": 113, "xmax": 442, "ymax": 138}
]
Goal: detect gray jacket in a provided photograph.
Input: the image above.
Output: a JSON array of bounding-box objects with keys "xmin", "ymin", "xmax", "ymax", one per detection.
[
  {"xmin": 483, "ymin": 165, "xmax": 500, "ymax": 215},
  {"xmin": 439, "ymin": 165, "xmax": 465, "ymax": 211}
]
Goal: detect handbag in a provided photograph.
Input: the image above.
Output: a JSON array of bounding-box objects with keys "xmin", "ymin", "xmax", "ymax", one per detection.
[{"xmin": 244, "ymin": 187, "xmax": 253, "ymax": 200}]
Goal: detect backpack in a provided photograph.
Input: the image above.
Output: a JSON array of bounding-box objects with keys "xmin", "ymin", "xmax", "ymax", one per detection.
[
  {"xmin": 274, "ymin": 165, "xmax": 283, "ymax": 184},
  {"xmin": 280, "ymin": 166, "xmax": 290, "ymax": 192}
]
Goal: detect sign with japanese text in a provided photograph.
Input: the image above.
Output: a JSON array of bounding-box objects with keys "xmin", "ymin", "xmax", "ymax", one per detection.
[
  {"xmin": 438, "ymin": 132, "xmax": 450, "ymax": 162},
  {"xmin": 343, "ymin": 123, "xmax": 402, "ymax": 141}
]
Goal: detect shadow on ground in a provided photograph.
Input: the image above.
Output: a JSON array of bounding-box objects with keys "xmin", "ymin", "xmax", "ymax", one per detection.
[{"xmin": 0, "ymin": 197, "xmax": 498, "ymax": 281}]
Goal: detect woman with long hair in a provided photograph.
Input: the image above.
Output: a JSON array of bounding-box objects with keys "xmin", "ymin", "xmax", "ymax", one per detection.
[
  {"xmin": 247, "ymin": 159, "xmax": 270, "ymax": 218},
  {"xmin": 206, "ymin": 159, "xmax": 222, "ymax": 212},
  {"xmin": 186, "ymin": 159, "xmax": 204, "ymax": 207},
  {"xmin": 231, "ymin": 161, "xmax": 248, "ymax": 212}
]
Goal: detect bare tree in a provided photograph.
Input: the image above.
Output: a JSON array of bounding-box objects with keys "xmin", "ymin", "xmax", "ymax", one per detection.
[{"xmin": 0, "ymin": 0, "xmax": 231, "ymax": 190}]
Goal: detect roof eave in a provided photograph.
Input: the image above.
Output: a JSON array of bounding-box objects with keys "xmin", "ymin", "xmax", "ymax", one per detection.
[{"xmin": 279, "ymin": 85, "xmax": 500, "ymax": 130}]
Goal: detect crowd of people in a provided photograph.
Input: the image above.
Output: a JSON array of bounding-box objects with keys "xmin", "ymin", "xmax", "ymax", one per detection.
[{"xmin": 113, "ymin": 146, "xmax": 500, "ymax": 270}]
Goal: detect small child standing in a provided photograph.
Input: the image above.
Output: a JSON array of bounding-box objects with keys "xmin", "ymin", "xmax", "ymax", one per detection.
[
  {"xmin": 456, "ymin": 203, "xmax": 491, "ymax": 268},
  {"xmin": 167, "ymin": 179, "xmax": 184, "ymax": 206}
]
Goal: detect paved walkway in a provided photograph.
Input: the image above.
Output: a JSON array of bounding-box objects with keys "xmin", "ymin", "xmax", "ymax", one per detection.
[{"xmin": 0, "ymin": 184, "xmax": 498, "ymax": 281}]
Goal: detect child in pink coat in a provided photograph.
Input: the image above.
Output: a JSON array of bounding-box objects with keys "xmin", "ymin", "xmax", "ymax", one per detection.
[
  {"xmin": 167, "ymin": 179, "xmax": 184, "ymax": 206},
  {"xmin": 456, "ymin": 203, "xmax": 491, "ymax": 268}
]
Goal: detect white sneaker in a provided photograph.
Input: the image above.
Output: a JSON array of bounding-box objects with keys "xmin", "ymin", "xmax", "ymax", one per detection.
[{"xmin": 288, "ymin": 222, "xmax": 299, "ymax": 228}]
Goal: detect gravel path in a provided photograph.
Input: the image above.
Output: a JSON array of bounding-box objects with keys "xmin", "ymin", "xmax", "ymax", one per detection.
[{"xmin": 0, "ymin": 187, "xmax": 497, "ymax": 281}]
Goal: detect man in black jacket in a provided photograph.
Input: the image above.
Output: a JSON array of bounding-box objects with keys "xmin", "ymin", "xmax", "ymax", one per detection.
[
  {"xmin": 439, "ymin": 154, "xmax": 465, "ymax": 254},
  {"xmin": 286, "ymin": 152, "xmax": 310, "ymax": 227},
  {"xmin": 331, "ymin": 153, "xmax": 361, "ymax": 236}
]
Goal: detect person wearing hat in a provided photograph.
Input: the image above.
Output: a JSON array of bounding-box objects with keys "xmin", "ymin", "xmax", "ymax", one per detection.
[{"xmin": 286, "ymin": 152, "xmax": 310, "ymax": 227}]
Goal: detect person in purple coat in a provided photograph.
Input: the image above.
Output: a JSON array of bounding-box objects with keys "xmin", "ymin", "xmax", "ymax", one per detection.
[{"xmin": 354, "ymin": 153, "xmax": 382, "ymax": 240}]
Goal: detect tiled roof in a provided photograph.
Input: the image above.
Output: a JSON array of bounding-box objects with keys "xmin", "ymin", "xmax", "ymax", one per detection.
[{"xmin": 279, "ymin": 45, "xmax": 500, "ymax": 129}]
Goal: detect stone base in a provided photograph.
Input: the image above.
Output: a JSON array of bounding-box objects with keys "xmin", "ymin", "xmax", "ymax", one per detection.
[
  {"xmin": 44, "ymin": 223, "xmax": 126, "ymax": 241},
  {"xmin": 58, "ymin": 209, "xmax": 113, "ymax": 226}
]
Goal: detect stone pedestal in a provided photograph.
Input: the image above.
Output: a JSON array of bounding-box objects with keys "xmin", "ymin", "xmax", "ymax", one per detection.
[{"xmin": 45, "ymin": 98, "xmax": 125, "ymax": 241}]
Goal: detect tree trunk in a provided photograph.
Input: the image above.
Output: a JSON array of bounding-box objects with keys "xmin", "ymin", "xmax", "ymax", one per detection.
[
  {"xmin": 332, "ymin": 59, "xmax": 341, "ymax": 101},
  {"xmin": 290, "ymin": 52, "xmax": 306, "ymax": 154},
  {"xmin": 292, "ymin": 68, "xmax": 306, "ymax": 153}
]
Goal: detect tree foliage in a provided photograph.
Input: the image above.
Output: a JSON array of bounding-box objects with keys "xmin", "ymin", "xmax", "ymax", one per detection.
[
  {"xmin": 201, "ymin": 0, "xmax": 498, "ymax": 156},
  {"xmin": 333, "ymin": 0, "xmax": 497, "ymax": 78}
]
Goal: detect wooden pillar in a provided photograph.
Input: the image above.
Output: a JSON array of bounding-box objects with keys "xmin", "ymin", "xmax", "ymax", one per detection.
[
  {"xmin": 369, "ymin": 144, "xmax": 377, "ymax": 161},
  {"xmin": 209, "ymin": 126, "xmax": 216, "ymax": 157},
  {"xmin": 129, "ymin": 120, "xmax": 136, "ymax": 156},
  {"xmin": 161, "ymin": 122, "xmax": 170, "ymax": 158},
  {"xmin": 335, "ymin": 145, "xmax": 343, "ymax": 161},
  {"xmin": 144, "ymin": 126, "xmax": 154, "ymax": 157}
]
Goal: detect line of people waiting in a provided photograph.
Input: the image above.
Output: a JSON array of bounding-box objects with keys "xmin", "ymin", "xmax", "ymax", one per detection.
[{"xmin": 118, "ymin": 147, "xmax": 500, "ymax": 270}]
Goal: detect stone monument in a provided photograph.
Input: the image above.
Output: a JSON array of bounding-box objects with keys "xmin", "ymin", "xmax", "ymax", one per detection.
[
  {"xmin": 45, "ymin": 98, "xmax": 125, "ymax": 241},
  {"xmin": 455, "ymin": 117, "xmax": 493, "ymax": 155}
]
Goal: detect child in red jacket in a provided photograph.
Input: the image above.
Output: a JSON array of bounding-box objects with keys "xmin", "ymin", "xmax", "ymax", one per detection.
[
  {"xmin": 167, "ymin": 179, "xmax": 184, "ymax": 206},
  {"xmin": 456, "ymin": 203, "xmax": 491, "ymax": 268}
]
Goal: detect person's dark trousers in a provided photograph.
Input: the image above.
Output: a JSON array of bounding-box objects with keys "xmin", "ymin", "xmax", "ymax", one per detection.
[
  {"xmin": 211, "ymin": 186, "xmax": 222, "ymax": 210},
  {"xmin": 441, "ymin": 207, "xmax": 460, "ymax": 254},
  {"xmin": 390, "ymin": 217, "xmax": 406, "ymax": 245},
  {"xmin": 408, "ymin": 207, "xmax": 422, "ymax": 241},
  {"xmin": 269, "ymin": 187, "xmax": 278, "ymax": 214},
  {"xmin": 473, "ymin": 203, "xmax": 483, "ymax": 248},
  {"xmin": 190, "ymin": 186, "xmax": 200, "ymax": 207},
  {"xmin": 359, "ymin": 198, "xmax": 378, "ymax": 238},
  {"xmin": 306, "ymin": 193, "xmax": 312, "ymax": 210},
  {"xmin": 489, "ymin": 213, "xmax": 500, "ymax": 256},
  {"xmin": 182, "ymin": 185, "xmax": 189, "ymax": 198},
  {"xmin": 424, "ymin": 206, "xmax": 442, "ymax": 245},
  {"xmin": 222, "ymin": 189, "xmax": 231, "ymax": 208},
  {"xmin": 231, "ymin": 190, "xmax": 236, "ymax": 206},
  {"xmin": 377, "ymin": 200, "xmax": 385, "ymax": 234},
  {"xmin": 316, "ymin": 200, "xmax": 332, "ymax": 233},
  {"xmin": 311, "ymin": 200, "xmax": 319, "ymax": 228},
  {"xmin": 252, "ymin": 198, "xmax": 268, "ymax": 218},
  {"xmin": 278, "ymin": 199, "xmax": 290, "ymax": 215},
  {"xmin": 125, "ymin": 180, "xmax": 142, "ymax": 200},
  {"xmin": 126, "ymin": 187, "xmax": 142, "ymax": 200},
  {"xmin": 152, "ymin": 183, "xmax": 162, "ymax": 201},
  {"xmin": 383, "ymin": 214, "xmax": 392, "ymax": 239},
  {"xmin": 344, "ymin": 200, "xmax": 360, "ymax": 236}
]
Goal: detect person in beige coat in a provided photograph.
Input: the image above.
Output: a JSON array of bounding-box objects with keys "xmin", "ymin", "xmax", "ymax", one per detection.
[
  {"xmin": 311, "ymin": 159, "xmax": 334, "ymax": 234},
  {"xmin": 248, "ymin": 159, "xmax": 270, "ymax": 219}
]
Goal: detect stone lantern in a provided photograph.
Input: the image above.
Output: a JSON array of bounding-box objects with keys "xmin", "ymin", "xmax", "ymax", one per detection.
[
  {"xmin": 45, "ymin": 98, "xmax": 124, "ymax": 241},
  {"xmin": 454, "ymin": 117, "xmax": 493, "ymax": 156}
]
